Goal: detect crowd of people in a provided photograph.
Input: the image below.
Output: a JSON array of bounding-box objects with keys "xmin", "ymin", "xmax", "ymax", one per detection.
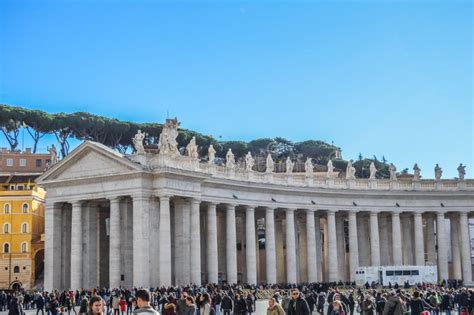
[{"xmin": 1, "ymin": 281, "xmax": 474, "ymax": 315}]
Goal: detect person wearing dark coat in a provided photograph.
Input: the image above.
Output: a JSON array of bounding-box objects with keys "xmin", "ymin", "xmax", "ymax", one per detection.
[
  {"xmin": 287, "ymin": 290, "xmax": 310, "ymax": 315},
  {"xmin": 233, "ymin": 295, "xmax": 246, "ymax": 315},
  {"xmin": 220, "ymin": 294, "xmax": 233, "ymax": 315},
  {"xmin": 36, "ymin": 295, "xmax": 46, "ymax": 315},
  {"xmin": 409, "ymin": 292, "xmax": 424, "ymax": 315},
  {"xmin": 8, "ymin": 297, "xmax": 24, "ymax": 315},
  {"xmin": 382, "ymin": 293, "xmax": 404, "ymax": 315}
]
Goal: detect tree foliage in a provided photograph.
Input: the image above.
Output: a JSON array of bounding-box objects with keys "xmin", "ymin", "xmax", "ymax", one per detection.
[{"xmin": 0, "ymin": 104, "xmax": 392, "ymax": 178}]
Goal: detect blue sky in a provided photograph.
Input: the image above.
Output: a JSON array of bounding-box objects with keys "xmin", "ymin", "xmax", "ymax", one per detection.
[{"xmin": 0, "ymin": 0, "xmax": 472, "ymax": 178}]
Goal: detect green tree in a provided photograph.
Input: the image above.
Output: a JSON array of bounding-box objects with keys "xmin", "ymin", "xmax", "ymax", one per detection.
[{"xmin": 23, "ymin": 109, "xmax": 54, "ymax": 153}]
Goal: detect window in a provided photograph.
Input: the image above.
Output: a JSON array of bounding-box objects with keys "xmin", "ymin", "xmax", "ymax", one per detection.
[
  {"xmin": 402, "ymin": 270, "xmax": 411, "ymax": 275},
  {"xmin": 19, "ymin": 159, "xmax": 26, "ymax": 167},
  {"xmin": 17, "ymin": 185, "xmax": 24, "ymax": 191},
  {"xmin": 4, "ymin": 204, "xmax": 10, "ymax": 214},
  {"xmin": 21, "ymin": 242, "xmax": 27, "ymax": 253},
  {"xmin": 386, "ymin": 271, "xmax": 394, "ymax": 276},
  {"xmin": 22, "ymin": 203, "xmax": 29, "ymax": 213},
  {"xmin": 411, "ymin": 270, "xmax": 419, "ymax": 276},
  {"xmin": 3, "ymin": 223, "xmax": 10, "ymax": 234},
  {"xmin": 3, "ymin": 243, "xmax": 9, "ymax": 253},
  {"xmin": 35, "ymin": 159, "xmax": 42, "ymax": 167},
  {"xmin": 395, "ymin": 270, "xmax": 403, "ymax": 276},
  {"xmin": 13, "ymin": 266, "xmax": 19, "ymax": 273},
  {"xmin": 6, "ymin": 158, "xmax": 13, "ymax": 167},
  {"xmin": 22, "ymin": 223, "xmax": 28, "ymax": 233}
]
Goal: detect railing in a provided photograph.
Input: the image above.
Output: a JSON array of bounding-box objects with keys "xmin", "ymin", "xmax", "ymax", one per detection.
[{"xmin": 149, "ymin": 154, "xmax": 473, "ymax": 192}]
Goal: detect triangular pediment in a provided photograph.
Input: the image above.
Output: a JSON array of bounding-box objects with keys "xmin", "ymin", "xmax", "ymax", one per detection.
[{"xmin": 37, "ymin": 141, "xmax": 143, "ymax": 183}]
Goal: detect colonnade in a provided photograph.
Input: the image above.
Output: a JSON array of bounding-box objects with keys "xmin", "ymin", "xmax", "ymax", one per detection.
[{"xmin": 44, "ymin": 195, "xmax": 473, "ymax": 290}]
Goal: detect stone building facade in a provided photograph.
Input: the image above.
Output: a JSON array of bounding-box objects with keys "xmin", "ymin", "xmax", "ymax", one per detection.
[{"xmin": 37, "ymin": 135, "xmax": 474, "ymax": 291}]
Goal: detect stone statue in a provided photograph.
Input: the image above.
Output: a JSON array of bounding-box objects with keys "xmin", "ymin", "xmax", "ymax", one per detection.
[
  {"xmin": 326, "ymin": 160, "xmax": 334, "ymax": 178},
  {"xmin": 286, "ymin": 157, "xmax": 294, "ymax": 174},
  {"xmin": 389, "ymin": 163, "xmax": 397, "ymax": 181},
  {"xmin": 458, "ymin": 163, "xmax": 466, "ymax": 180},
  {"xmin": 158, "ymin": 118, "xmax": 180, "ymax": 155},
  {"xmin": 434, "ymin": 164, "xmax": 442, "ymax": 180},
  {"xmin": 186, "ymin": 136, "xmax": 199, "ymax": 159},
  {"xmin": 305, "ymin": 157, "xmax": 313, "ymax": 176},
  {"xmin": 132, "ymin": 130, "xmax": 146, "ymax": 155},
  {"xmin": 245, "ymin": 152, "xmax": 255, "ymax": 171},
  {"xmin": 208, "ymin": 145, "xmax": 216, "ymax": 165},
  {"xmin": 266, "ymin": 153, "xmax": 274, "ymax": 173},
  {"xmin": 226, "ymin": 149, "xmax": 235, "ymax": 169},
  {"xmin": 369, "ymin": 162, "xmax": 377, "ymax": 180},
  {"xmin": 413, "ymin": 163, "xmax": 421, "ymax": 180},
  {"xmin": 346, "ymin": 160, "xmax": 355, "ymax": 180},
  {"xmin": 48, "ymin": 144, "xmax": 58, "ymax": 164}
]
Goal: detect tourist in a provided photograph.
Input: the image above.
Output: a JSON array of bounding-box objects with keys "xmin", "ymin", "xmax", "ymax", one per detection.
[
  {"xmin": 184, "ymin": 297, "xmax": 196, "ymax": 315},
  {"xmin": 36, "ymin": 293, "xmax": 46, "ymax": 315},
  {"xmin": 329, "ymin": 301, "xmax": 344, "ymax": 315},
  {"xmin": 266, "ymin": 298, "xmax": 284, "ymax": 315},
  {"xmin": 220, "ymin": 293, "xmax": 233, "ymax": 315},
  {"xmin": 382, "ymin": 291, "xmax": 404, "ymax": 315},
  {"xmin": 120, "ymin": 297, "xmax": 127, "ymax": 315},
  {"xmin": 132, "ymin": 289, "xmax": 159, "ymax": 315},
  {"xmin": 88, "ymin": 296, "xmax": 105, "ymax": 315},
  {"xmin": 409, "ymin": 291, "xmax": 424, "ymax": 315},
  {"xmin": 79, "ymin": 296, "xmax": 89, "ymax": 315},
  {"xmin": 199, "ymin": 293, "xmax": 211, "ymax": 315},
  {"xmin": 286, "ymin": 289, "xmax": 310, "ymax": 315}
]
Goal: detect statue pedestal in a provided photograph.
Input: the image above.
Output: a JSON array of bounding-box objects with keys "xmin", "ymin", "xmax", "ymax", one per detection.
[
  {"xmin": 131, "ymin": 154, "xmax": 147, "ymax": 166},
  {"xmin": 412, "ymin": 181, "xmax": 421, "ymax": 190},
  {"xmin": 287, "ymin": 175, "xmax": 294, "ymax": 185},
  {"xmin": 368, "ymin": 179, "xmax": 377, "ymax": 189},
  {"xmin": 389, "ymin": 180, "xmax": 399, "ymax": 190},
  {"xmin": 306, "ymin": 176, "xmax": 314, "ymax": 187},
  {"xmin": 326, "ymin": 178, "xmax": 334, "ymax": 188},
  {"xmin": 265, "ymin": 173, "xmax": 274, "ymax": 183},
  {"xmin": 347, "ymin": 179, "xmax": 356, "ymax": 189},
  {"xmin": 227, "ymin": 169, "xmax": 235, "ymax": 178},
  {"xmin": 247, "ymin": 171, "xmax": 254, "ymax": 181},
  {"xmin": 435, "ymin": 180, "xmax": 443, "ymax": 190},
  {"xmin": 457, "ymin": 180, "xmax": 466, "ymax": 190}
]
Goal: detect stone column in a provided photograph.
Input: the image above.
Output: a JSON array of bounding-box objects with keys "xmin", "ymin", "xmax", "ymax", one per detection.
[
  {"xmin": 69, "ymin": 201, "xmax": 83, "ymax": 289},
  {"xmin": 370, "ymin": 211, "xmax": 381, "ymax": 266},
  {"xmin": 413, "ymin": 212, "xmax": 425, "ymax": 265},
  {"xmin": 157, "ymin": 195, "xmax": 171, "ymax": 286},
  {"xmin": 451, "ymin": 215, "xmax": 462, "ymax": 280},
  {"xmin": 459, "ymin": 212, "xmax": 472, "ymax": 283},
  {"xmin": 348, "ymin": 211, "xmax": 359, "ymax": 282},
  {"xmin": 285, "ymin": 208, "xmax": 297, "ymax": 283},
  {"xmin": 426, "ymin": 215, "xmax": 437, "ymax": 264},
  {"xmin": 226, "ymin": 204, "xmax": 238, "ymax": 284},
  {"xmin": 245, "ymin": 206, "xmax": 257, "ymax": 284},
  {"xmin": 44, "ymin": 201, "xmax": 62, "ymax": 291},
  {"xmin": 327, "ymin": 210, "xmax": 338, "ymax": 282},
  {"xmin": 265, "ymin": 207, "xmax": 277, "ymax": 284},
  {"xmin": 391, "ymin": 211, "xmax": 402, "ymax": 265},
  {"xmin": 206, "ymin": 202, "xmax": 218, "ymax": 284},
  {"xmin": 436, "ymin": 211, "xmax": 448, "ymax": 281},
  {"xmin": 149, "ymin": 197, "xmax": 160, "ymax": 286},
  {"xmin": 314, "ymin": 212, "xmax": 322, "ymax": 282},
  {"xmin": 190, "ymin": 198, "xmax": 201, "ymax": 284},
  {"xmin": 108, "ymin": 197, "xmax": 121, "ymax": 288},
  {"xmin": 336, "ymin": 215, "xmax": 346, "ymax": 280},
  {"xmin": 402, "ymin": 215, "xmax": 414, "ymax": 265},
  {"xmin": 306, "ymin": 209, "xmax": 317, "ymax": 282},
  {"xmin": 133, "ymin": 195, "xmax": 150, "ymax": 287}
]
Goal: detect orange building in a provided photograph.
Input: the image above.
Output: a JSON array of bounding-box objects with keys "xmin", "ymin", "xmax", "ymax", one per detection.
[{"xmin": 0, "ymin": 148, "xmax": 47, "ymax": 289}]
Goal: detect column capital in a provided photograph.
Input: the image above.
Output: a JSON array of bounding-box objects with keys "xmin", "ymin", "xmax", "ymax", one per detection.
[
  {"xmin": 226, "ymin": 203, "xmax": 238, "ymax": 209},
  {"xmin": 107, "ymin": 196, "xmax": 121, "ymax": 204},
  {"xmin": 327, "ymin": 209, "xmax": 338, "ymax": 214},
  {"xmin": 190, "ymin": 198, "xmax": 201, "ymax": 205},
  {"xmin": 391, "ymin": 210, "xmax": 402, "ymax": 215},
  {"xmin": 413, "ymin": 211, "xmax": 424, "ymax": 216},
  {"xmin": 133, "ymin": 193, "xmax": 152, "ymax": 201},
  {"xmin": 205, "ymin": 201, "xmax": 218, "ymax": 207},
  {"xmin": 370, "ymin": 210, "xmax": 380, "ymax": 215},
  {"xmin": 156, "ymin": 193, "xmax": 172, "ymax": 200},
  {"xmin": 348, "ymin": 210, "xmax": 359, "ymax": 216},
  {"xmin": 285, "ymin": 208, "xmax": 297, "ymax": 213},
  {"xmin": 70, "ymin": 200, "xmax": 84, "ymax": 208},
  {"xmin": 244, "ymin": 205, "xmax": 255, "ymax": 212},
  {"xmin": 265, "ymin": 206, "xmax": 276, "ymax": 211},
  {"xmin": 436, "ymin": 211, "xmax": 447, "ymax": 216},
  {"xmin": 305, "ymin": 208, "xmax": 315, "ymax": 214}
]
